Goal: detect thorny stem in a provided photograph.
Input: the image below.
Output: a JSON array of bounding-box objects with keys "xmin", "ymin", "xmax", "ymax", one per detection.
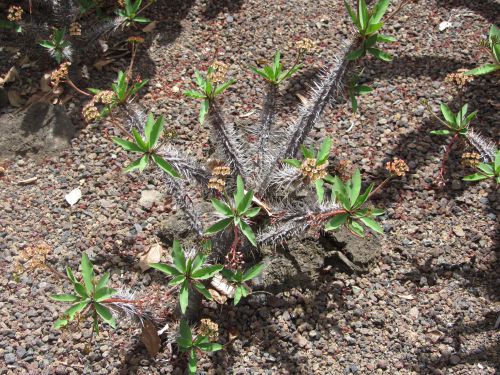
[
  {"xmin": 439, "ymin": 133, "xmax": 459, "ymax": 183},
  {"xmin": 310, "ymin": 209, "xmax": 348, "ymax": 224}
]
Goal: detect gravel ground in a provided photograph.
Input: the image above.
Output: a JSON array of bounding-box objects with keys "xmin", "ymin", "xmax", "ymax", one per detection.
[{"xmin": 1, "ymin": 0, "xmax": 499, "ymax": 374}]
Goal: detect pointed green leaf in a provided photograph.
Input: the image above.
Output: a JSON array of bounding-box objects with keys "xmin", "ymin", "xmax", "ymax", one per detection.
[
  {"xmin": 349, "ymin": 169, "xmax": 362, "ymax": 205},
  {"xmin": 211, "ymin": 198, "xmax": 233, "ymax": 217},
  {"xmin": 113, "ymin": 137, "xmax": 144, "ymax": 153},
  {"xmin": 96, "ymin": 272, "xmax": 110, "ymax": 290},
  {"xmin": 150, "ymin": 263, "xmax": 182, "ymax": 276},
  {"xmin": 242, "ymin": 263, "xmax": 264, "ymax": 281},
  {"xmin": 179, "ymin": 319, "xmax": 193, "ymax": 342},
  {"xmin": 198, "ymin": 342, "xmax": 223, "ymax": 352},
  {"xmin": 243, "ymin": 207, "xmax": 261, "ymax": 218},
  {"xmin": 144, "ymin": 113, "xmax": 155, "ymax": 141},
  {"xmin": 205, "ymin": 217, "xmax": 233, "ymax": 235},
  {"xmin": 477, "ymin": 163, "xmax": 494, "ymax": 176},
  {"xmin": 193, "ymin": 282, "xmax": 213, "ymax": 300},
  {"xmin": 214, "ymin": 79, "xmax": 236, "ymax": 96},
  {"xmin": 188, "ymin": 349, "xmax": 197, "ymax": 374},
  {"xmin": 234, "ymin": 286, "xmax": 243, "ymax": 305},
  {"xmin": 353, "ymin": 182, "xmax": 374, "ymax": 209},
  {"xmin": 234, "ymin": 175, "xmax": 245, "ymax": 206},
  {"xmin": 377, "ymin": 34, "xmax": 397, "ymax": 43},
  {"xmin": 463, "ymin": 173, "xmax": 489, "ymax": 182},
  {"xmin": 371, "ymin": 0, "xmax": 389, "ymax": 23},
  {"xmin": 66, "ymin": 267, "xmax": 76, "ymax": 284},
  {"xmin": 284, "ymin": 159, "xmax": 301, "ymax": 168},
  {"xmin": 184, "ymin": 90, "xmax": 206, "ymax": 99},
  {"xmin": 344, "ymin": 0, "xmax": 359, "ymax": 28},
  {"xmin": 151, "ymin": 154, "xmax": 180, "ymax": 178},
  {"xmin": 359, "ymin": 217, "xmax": 384, "ymax": 234},
  {"xmin": 366, "ymin": 22, "xmax": 384, "ymax": 34},
  {"xmin": 239, "ymin": 220, "xmax": 257, "ymax": 246},
  {"xmin": 94, "ymin": 287, "xmax": 117, "ymax": 302},
  {"xmin": 131, "ymin": 128, "xmax": 148, "ymax": 150},
  {"xmin": 81, "ymin": 253, "xmax": 94, "ymax": 295},
  {"xmin": 53, "ymin": 318, "xmax": 69, "ymax": 329},
  {"xmin": 317, "ymin": 137, "xmax": 332, "ymax": 164},
  {"xmin": 168, "ymin": 275, "xmax": 186, "ymax": 286},
  {"xmin": 51, "ymin": 294, "xmax": 81, "ymax": 302},
  {"xmin": 171, "ymin": 240, "xmax": 186, "ymax": 273},
  {"xmin": 74, "ymin": 282, "xmax": 88, "ymax": 298},
  {"xmin": 315, "ymin": 179, "xmax": 325, "ymax": 203},
  {"xmin": 199, "ymin": 99, "xmax": 209, "ymax": 125},
  {"xmin": 65, "ymin": 301, "xmax": 88, "ymax": 320},
  {"xmin": 237, "ymin": 191, "xmax": 254, "ymax": 213},
  {"xmin": 346, "ymin": 48, "xmax": 365, "ymax": 61},
  {"xmin": 430, "ymin": 129, "xmax": 452, "ymax": 136},
  {"xmin": 358, "ymin": 0, "xmax": 368, "ymax": 30},
  {"xmin": 192, "ymin": 264, "xmax": 223, "ymax": 279},
  {"xmin": 148, "ymin": 115, "xmax": 165, "ymax": 149},
  {"xmin": 464, "ymin": 64, "xmax": 499, "ymax": 76},
  {"xmin": 179, "ymin": 279, "xmax": 189, "ymax": 314},
  {"xmin": 325, "ymin": 213, "xmax": 349, "ymax": 231},
  {"xmin": 347, "ymin": 220, "xmax": 365, "ymax": 237},
  {"xmin": 94, "ymin": 302, "xmax": 116, "ymax": 328},
  {"xmin": 440, "ymin": 103, "xmax": 456, "ymax": 126},
  {"xmin": 367, "ymin": 47, "xmax": 392, "ymax": 61}
]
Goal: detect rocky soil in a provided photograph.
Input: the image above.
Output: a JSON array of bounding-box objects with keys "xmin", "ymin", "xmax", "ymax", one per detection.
[{"xmin": 0, "ymin": 0, "xmax": 499, "ymax": 374}]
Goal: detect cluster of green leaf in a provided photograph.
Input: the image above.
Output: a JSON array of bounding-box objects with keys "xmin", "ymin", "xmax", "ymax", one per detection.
[
  {"xmin": 206, "ymin": 176, "xmax": 261, "ymax": 246},
  {"xmin": 177, "ymin": 320, "xmax": 223, "ymax": 374},
  {"xmin": 38, "ymin": 28, "xmax": 71, "ymax": 64},
  {"xmin": 347, "ymin": 72, "xmax": 373, "ymax": 112},
  {"xmin": 464, "ymin": 150, "xmax": 500, "ymax": 184},
  {"xmin": 430, "ymin": 103, "xmax": 477, "ymax": 137},
  {"xmin": 51, "ymin": 253, "xmax": 117, "ymax": 334},
  {"xmin": 184, "ymin": 69, "xmax": 236, "ymax": 125},
  {"xmin": 284, "ymin": 137, "xmax": 334, "ymax": 202},
  {"xmin": 325, "ymin": 169, "xmax": 384, "ymax": 237},
  {"xmin": 344, "ymin": 0, "xmax": 396, "ymax": 62},
  {"xmin": 150, "ymin": 239, "xmax": 263, "ymax": 374},
  {"xmin": 251, "ymin": 51, "xmax": 303, "ymax": 85},
  {"xmin": 151, "ymin": 240, "xmax": 223, "ymax": 314},
  {"xmin": 465, "ymin": 25, "xmax": 500, "ymax": 76},
  {"xmin": 0, "ymin": 18, "xmax": 21, "ymax": 33},
  {"xmin": 113, "ymin": 112, "xmax": 179, "ymax": 176},
  {"xmin": 116, "ymin": 0, "xmax": 150, "ymax": 26},
  {"xmin": 221, "ymin": 263, "xmax": 264, "ymax": 305}
]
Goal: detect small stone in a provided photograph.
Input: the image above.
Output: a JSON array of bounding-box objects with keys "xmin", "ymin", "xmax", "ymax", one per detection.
[
  {"xmin": 377, "ymin": 360, "xmax": 388, "ymax": 370},
  {"xmin": 139, "ymin": 190, "xmax": 163, "ymax": 210},
  {"xmin": 4, "ymin": 353, "xmax": 16, "ymax": 364},
  {"xmin": 409, "ymin": 307, "xmax": 419, "ymax": 320},
  {"xmin": 453, "ymin": 226, "xmax": 465, "ymax": 237}
]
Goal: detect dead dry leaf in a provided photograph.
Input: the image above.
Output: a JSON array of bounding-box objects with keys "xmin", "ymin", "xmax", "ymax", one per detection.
[
  {"xmin": 40, "ymin": 73, "xmax": 51, "ymax": 92},
  {"xmin": 138, "ymin": 243, "xmax": 163, "ymax": 272},
  {"xmin": 211, "ymin": 273, "xmax": 235, "ymax": 298},
  {"xmin": 296, "ymin": 93, "xmax": 308, "ymax": 105},
  {"xmin": 141, "ymin": 320, "xmax": 161, "ymax": 357},
  {"xmin": 98, "ymin": 39, "xmax": 109, "ymax": 52},
  {"xmin": 8, "ymin": 89, "xmax": 24, "ymax": 107},
  {"xmin": 208, "ymin": 288, "xmax": 227, "ymax": 304},
  {"xmin": 142, "ymin": 21, "xmax": 157, "ymax": 33},
  {"xmin": 94, "ymin": 59, "xmax": 114, "ymax": 71},
  {"xmin": 17, "ymin": 176, "xmax": 37, "ymax": 185},
  {"xmin": 1, "ymin": 66, "xmax": 19, "ymax": 85},
  {"xmin": 239, "ymin": 110, "xmax": 255, "ymax": 118}
]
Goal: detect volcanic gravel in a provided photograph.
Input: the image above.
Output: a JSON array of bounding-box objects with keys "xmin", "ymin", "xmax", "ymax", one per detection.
[{"xmin": 0, "ymin": 0, "xmax": 499, "ymax": 374}]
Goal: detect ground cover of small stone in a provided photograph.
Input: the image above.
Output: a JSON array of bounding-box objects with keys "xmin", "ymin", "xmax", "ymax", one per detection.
[{"xmin": 0, "ymin": 0, "xmax": 499, "ymax": 374}]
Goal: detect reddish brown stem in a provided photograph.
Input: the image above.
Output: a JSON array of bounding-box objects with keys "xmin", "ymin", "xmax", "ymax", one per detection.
[
  {"xmin": 66, "ymin": 78, "xmax": 92, "ymax": 97},
  {"xmin": 312, "ymin": 209, "xmax": 348, "ymax": 223},
  {"xmin": 439, "ymin": 133, "xmax": 459, "ymax": 183}
]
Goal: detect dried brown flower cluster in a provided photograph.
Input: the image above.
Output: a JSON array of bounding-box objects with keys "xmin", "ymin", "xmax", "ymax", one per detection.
[
  {"xmin": 197, "ymin": 319, "xmax": 219, "ymax": 342},
  {"xmin": 69, "ymin": 22, "xmax": 81, "ymax": 36},
  {"xmin": 386, "ymin": 158, "xmax": 409, "ymax": 177},
  {"xmin": 95, "ymin": 90, "xmax": 116, "ymax": 105},
  {"xmin": 82, "ymin": 102, "xmax": 100, "ymax": 122},
  {"xmin": 208, "ymin": 166, "xmax": 230, "ymax": 192},
  {"xmin": 301, "ymin": 158, "xmax": 328, "ymax": 181},
  {"xmin": 128, "ymin": 36, "xmax": 145, "ymax": 44},
  {"xmin": 207, "ymin": 61, "xmax": 228, "ymax": 84},
  {"xmin": 7, "ymin": 5, "xmax": 23, "ymax": 22},
  {"xmin": 15, "ymin": 243, "xmax": 52, "ymax": 275},
  {"xmin": 82, "ymin": 90, "xmax": 116, "ymax": 122},
  {"xmin": 333, "ymin": 159, "xmax": 353, "ymax": 182},
  {"xmin": 461, "ymin": 152, "xmax": 481, "ymax": 168},
  {"xmin": 117, "ymin": 0, "xmax": 125, "ymax": 7},
  {"xmin": 296, "ymin": 38, "xmax": 316, "ymax": 54},
  {"xmin": 50, "ymin": 62, "xmax": 71, "ymax": 87},
  {"xmin": 444, "ymin": 69, "xmax": 474, "ymax": 87}
]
